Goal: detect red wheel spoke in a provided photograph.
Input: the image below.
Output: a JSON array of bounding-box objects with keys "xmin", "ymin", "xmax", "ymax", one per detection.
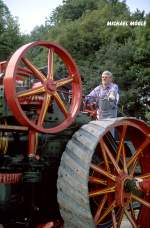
[
  {"xmin": 56, "ymin": 77, "xmax": 73, "ymax": 88},
  {"xmin": 130, "ymin": 159, "xmax": 138, "ymax": 177},
  {"xmin": 100, "ymin": 139, "xmax": 110, "ymax": 172},
  {"xmin": 122, "ymin": 145, "xmax": 128, "ymax": 173},
  {"xmin": 129, "ymin": 202, "xmax": 136, "ymax": 219},
  {"xmin": 116, "ymin": 125, "xmax": 127, "ymax": 163},
  {"xmin": 124, "ymin": 209, "xmax": 138, "ymax": 228},
  {"xmin": 127, "ymin": 138, "xmax": 150, "ymax": 168},
  {"xmin": 89, "ymin": 176, "xmax": 107, "ymax": 185},
  {"xmin": 132, "ymin": 194, "xmax": 150, "ymax": 208},
  {"xmin": 117, "ymin": 207, "xmax": 124, "ymax": 228},
  {"xmin": 97, "ymin": 200, "xmax": 116, "ymax": 224},
  {"xmin": 53, "ymin": 92, "xmax": 68, "ymax": 118},
  {"xmin": 111, "ymin": 209, "xmax": 117, "ymax": 228},
  {"xmin": 89, "ymin": 186, "xmax": 115, "ymax": 198},
  {"xmin": 138, "ymin": 173, "xmax": 150, "ymax": 179},
  {"xmin": 21, "ymin": 57, "xmax": 46, "ymax": 82},
  {"xmin": 37, "ymin": 94, "xmax": 52, "ymax": 126},
  {"xmin": 16, "ymin": 66, "xmax": 33, "ymax": 76},
  {"xmin": 47, "ymin": 48, "xmax": 54, "ymax": 80},
  {"xmin": 102, "ymin": 139, "xmax": 121, "ymax": 174},
  {"xmin": 90, "ymin": 163, "xmax": 116, "ymax": 181},
  {"xmin": 94, "ymin": 195, "xmax": 107, "ymax": 224},
  {"xmin": 17, "ymin": 85, "xmax": 45, "ymax": 98}
]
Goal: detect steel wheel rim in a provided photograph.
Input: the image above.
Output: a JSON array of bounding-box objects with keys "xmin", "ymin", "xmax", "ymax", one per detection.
[
  {"xmin": 89, "ymin": 118, "xmax": 150, "ymax": 227},
  {"xmin": 57, "ymin": 117, "xmax": 150, "ymax": 228}
]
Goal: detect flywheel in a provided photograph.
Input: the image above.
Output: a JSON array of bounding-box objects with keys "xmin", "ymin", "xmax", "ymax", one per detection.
[
  {"xmin": 57, "ymin": 117, "xmax": 150, "ymax": 228},
  {"xmin": 4, "ymin": 41, "xmax": 82, "ymax": 133}
]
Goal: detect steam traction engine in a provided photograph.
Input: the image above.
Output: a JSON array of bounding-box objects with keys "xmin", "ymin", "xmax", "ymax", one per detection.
[{"xmin": 0, "ymin": 41, "xmax": 150, "ymax": 228}]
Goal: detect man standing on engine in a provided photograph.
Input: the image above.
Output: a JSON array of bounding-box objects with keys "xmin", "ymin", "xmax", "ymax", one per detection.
[{"xmin": 85, "ymin": 70, "xmax": 119, "ymax": 119}]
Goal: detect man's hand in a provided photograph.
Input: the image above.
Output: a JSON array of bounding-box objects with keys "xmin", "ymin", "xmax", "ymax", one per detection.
[{"xmin": 108, "ymin": 92, "xmax": 115, "ymax": 101}]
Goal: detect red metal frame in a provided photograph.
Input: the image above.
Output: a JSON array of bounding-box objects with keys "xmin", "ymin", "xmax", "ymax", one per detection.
[
  {"xmin": 0, "ymin": 61, "xmax": 7, "ymax": 73},
  {"xmin": 139, "ymin": 178, "xmax": 150, "ymax": 192},
  {"xmin": 0, "ymin": 173, "xmax": 22, "ymax": 184}
]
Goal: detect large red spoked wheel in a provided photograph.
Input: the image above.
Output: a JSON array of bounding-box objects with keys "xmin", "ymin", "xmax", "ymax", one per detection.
[
  {"xmin": 58, "ymin": 117, "xmax": 150, "ymax": 228},
  {"xmin": 4, "ymin": 41, "xmax": 82, "ymax": 133}
]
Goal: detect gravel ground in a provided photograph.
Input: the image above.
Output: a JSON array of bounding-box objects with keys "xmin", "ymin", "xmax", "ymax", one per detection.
[{"xmin": 121, "ymin": 219, "xmax": 132, "ymax": 228}]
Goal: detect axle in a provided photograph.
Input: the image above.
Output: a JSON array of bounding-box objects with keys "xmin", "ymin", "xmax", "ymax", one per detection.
[{"xmin": 125, "ymin": 177, "xmax": 150, "ymax": 194}]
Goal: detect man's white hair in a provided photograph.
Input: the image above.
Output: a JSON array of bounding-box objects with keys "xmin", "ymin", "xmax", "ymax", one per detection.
[{"xmin": 102, "ymin": 71, "xmax": 112, "ymax": 77}]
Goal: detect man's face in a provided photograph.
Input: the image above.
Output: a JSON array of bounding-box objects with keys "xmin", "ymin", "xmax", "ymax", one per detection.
[{"xmin": 101, "ymin": 74, "xmax": 112, "ymax": 86}]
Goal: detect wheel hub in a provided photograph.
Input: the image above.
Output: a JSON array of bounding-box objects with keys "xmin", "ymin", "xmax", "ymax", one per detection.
[
  {"xmin": 46, "ymin": 79, "xmax": 56, "ymax": 92},
  {"xmin": 115, "ymin": 172, "xmax": 132, "ymax": 207}
]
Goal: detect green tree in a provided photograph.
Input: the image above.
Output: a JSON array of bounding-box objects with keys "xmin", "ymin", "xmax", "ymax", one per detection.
[
  {"xmin": 47, "ymin": 0, "xmax": 103, "ymax": 25},
  {"xmin": 19, "ymin": 0, "xmax": 150, "ymax": 121},
  {"xmin": 0, "ymin": 0, "xmax": 24, "ymax": 61}
]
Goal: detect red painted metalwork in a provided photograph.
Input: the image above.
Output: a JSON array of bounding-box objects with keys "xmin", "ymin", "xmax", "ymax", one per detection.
[
  {"xmin": 115, "ymin": 173, "xmax": 132, "ymax": 207},
  {"xmin": 0, "ymin": 60, "xmax": 31, "ymax": 84},
  {"xmin": 4, "ymin": 41, "xmax": 82, "ymax": 133},
  {"xmin": 0, "ymin": 173, "xmax": 22, "ymax": 183},
  {"xmin": 36, "ymin": 222, "xmax": 54, "ymax": 228},
  {"xmin": 0, "ymin": 61, "xmax": 7, "ymax": 73},
  {"xmin": 81, "ymin": 101, "xmax": 98, "ymax": 120},
  {"xmin": 83, "ymin": 102, "xmax": 97, "ymax": 119},
  {"xmin": 139, "ymin": 178, "xmax": 150, "ymax": 192},
  {"xmin": 37, "ymin": 219, "xmax": 64, "ymax": 228},
  {"xmin": 28, "ymin": 130, "xmax": 38, "ymax": 156},
  {"xmin": 1, "ymin": 41, "xmax": 150, "ymax": 227},
  {"xmin": 89, "ymin": 118, "xmax": 150, "ymax": 227}
]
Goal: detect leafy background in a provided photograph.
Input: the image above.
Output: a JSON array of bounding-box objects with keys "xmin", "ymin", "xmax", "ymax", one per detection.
[{"xmin": 0, "ymin": 0, "xmax": 150, "ymax": 122}]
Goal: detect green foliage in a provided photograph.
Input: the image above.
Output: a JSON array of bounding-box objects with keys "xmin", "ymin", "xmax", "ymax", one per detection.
[
  {"xmin": 0, "ymin": 0, "xmax": 25, "ymax": 61},
  {"xmin": 29, "ymin": 0, "xmax": 150, "ymax": 121},
  {"xmin": 145, "ymin": 111, "xmax": 150, "ymax": 124},
  {"xmin": 47, "ymin": 0, "xmax": 102, "ymax": 25},
  {"xmin": 3, "ymin": 0, "xmax": 150, "ymax": 122}
]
